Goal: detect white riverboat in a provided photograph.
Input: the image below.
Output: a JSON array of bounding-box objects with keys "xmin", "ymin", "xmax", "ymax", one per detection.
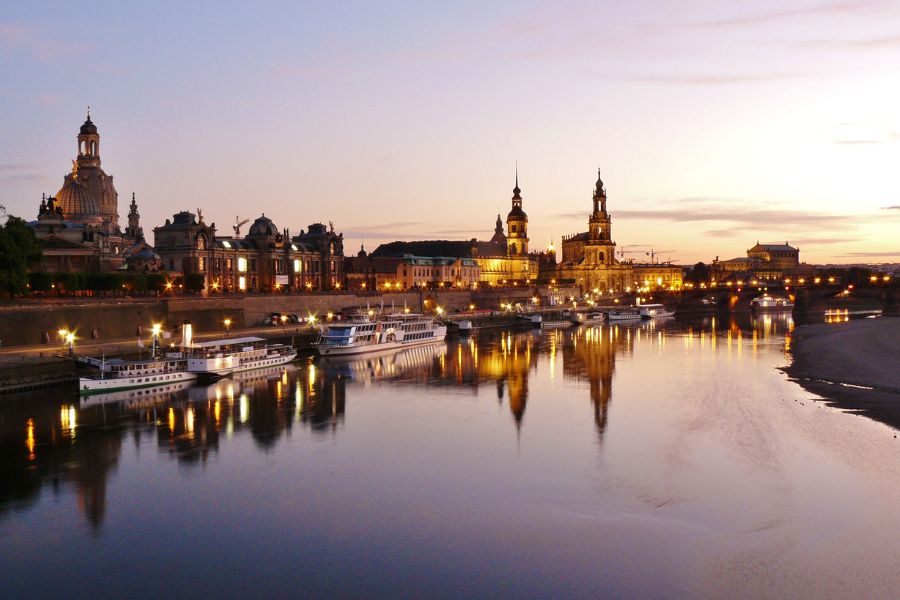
[
  {"xmin": 751, "ymin": 295, "xmax": 794, "ymax": 312},
  {"xmin": 639, "ymin": 304, "xmax": 676, "ymax": 319},
  {"xmin": 187, "ymin": 336, "xmax": 297, "ymax": 380},
  {"xmin": 79, "ymin": 355, "xmax": 196, "ymax": 395},
  {"xmin": 315, "ymin": 314, "xmax": 447, "ymax": 356},
  {"xmin": 572, "ymin": 311, "xmax": 606, "ymax": 325},
  {"xmin": 607, "ymin": 307, "xmax": 642, "ymax": 322}
]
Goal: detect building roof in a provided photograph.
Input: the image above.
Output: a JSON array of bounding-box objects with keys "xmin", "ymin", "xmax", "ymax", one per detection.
[
  {"xmin": 79, "ymin": 116, "xmax": 98, "ymax": 136},
  {"xmin": 372, "ymin": 240, "xmax": 508, "ymax": 259},
  {"xmin": 56, "ymin": 179, "xmax": 100, "ymax": 220},
  {"xmin": 749, "ymin": 242, "xmax": 798, "ymax": 252}
]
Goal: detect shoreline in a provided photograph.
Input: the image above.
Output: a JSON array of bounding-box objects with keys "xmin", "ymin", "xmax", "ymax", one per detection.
[{"xmin": 784, "ymin": 316, "xmax": 900, "ymax": 430}]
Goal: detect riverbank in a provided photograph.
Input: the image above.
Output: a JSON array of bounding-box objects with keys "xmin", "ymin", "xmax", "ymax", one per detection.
[{"xmin": 785, "ymin": 316, "xmax": 900, "ymax": 429}]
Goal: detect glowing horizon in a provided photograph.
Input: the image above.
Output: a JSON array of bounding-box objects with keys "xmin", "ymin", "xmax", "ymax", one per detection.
[{"xmin": 2, "ymin": 1, "xmax": 899, "ymax": 264}]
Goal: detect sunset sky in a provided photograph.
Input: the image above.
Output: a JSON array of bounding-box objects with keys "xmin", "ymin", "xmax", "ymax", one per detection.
[{"xmin": 2, "ymin": 0, "xmax": 899, "ymax": 264}]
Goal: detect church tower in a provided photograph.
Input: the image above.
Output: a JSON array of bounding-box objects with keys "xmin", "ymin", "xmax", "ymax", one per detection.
[
  {"xmin": 585, "ymin": 169, "xmax": 616, "ymax": 266},
  {"xmin": 59, "ymin": 108, "xmax": 120, "ymax": 226},
  {"xmin": 506, "ymin": 171, "xmax": 528, "ymax": 256},
  {"xmin": 77, "ymin": 108, "xmax": 101, "ymax": 169},
  {"xmin": 125, "ymin": 193, "xmax": 143, "ymax": 240}
]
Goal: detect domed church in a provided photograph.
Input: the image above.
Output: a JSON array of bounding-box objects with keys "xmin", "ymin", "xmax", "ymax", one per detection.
[{"xmin": 29, "ymin": 111, "xmax": 153, "ymax": 272}]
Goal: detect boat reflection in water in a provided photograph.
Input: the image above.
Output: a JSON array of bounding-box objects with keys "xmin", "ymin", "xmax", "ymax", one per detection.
[{"xmin": 0, "ymin": 315, "xmax": 803, "ymax": 531}]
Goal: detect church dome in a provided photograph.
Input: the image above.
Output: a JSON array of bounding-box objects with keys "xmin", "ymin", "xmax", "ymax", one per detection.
[
  {"xmin": 248, "ymin": 215, "xmax": 278, "ymax": 237},
  {"xmin": 80, "ymin": 117, "xmax": 97, "ymax": 135},
  {"xmin": 56, "ymin": 179, "xmax": 101, "ymax": 222}
]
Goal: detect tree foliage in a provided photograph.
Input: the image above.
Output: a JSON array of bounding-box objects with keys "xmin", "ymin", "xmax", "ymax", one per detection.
[{"xmin": 0, "ymin": 211, "xmax": 43, "ymax": 296}]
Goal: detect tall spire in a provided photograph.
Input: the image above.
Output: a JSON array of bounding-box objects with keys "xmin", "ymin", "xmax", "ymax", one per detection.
[{"xmin": 513, "ymin": 162, "xmax": 520, "ymax": 197}]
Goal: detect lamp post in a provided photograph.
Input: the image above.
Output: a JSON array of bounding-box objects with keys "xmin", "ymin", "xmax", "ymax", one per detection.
[
  {"xmin": 151, "ymin": 323, "xmax": 162, "ymax": 359},
  {"xmin": 223, "ymin": 318, "xmax": 232, "ymax": 338},
  {"xmin": 280, "ymin": 314, "xmax": 287, "ymax": 333},
  {"xmin": 65, "ymin": 332, "xmax": 75, "ymax": 354}
]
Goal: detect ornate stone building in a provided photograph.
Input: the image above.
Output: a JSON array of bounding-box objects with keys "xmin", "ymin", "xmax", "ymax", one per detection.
[
  {"xmin": 29, "ymin": 112, "xmax": 151, "ymax": 272},
  {"xmin": 153, "ymin": 212, "xmax": 345, "ymax": 292},
  {"xmin": 368, "ymin": 175, "xmax": 538, "ymax": 285},
  {"xmin": 556, "ymin": 170, "xmax": 681, "ymax": 292}
]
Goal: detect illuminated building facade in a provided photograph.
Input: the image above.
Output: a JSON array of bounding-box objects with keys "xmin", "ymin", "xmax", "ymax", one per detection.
[
  {"xmin": 28, "ymin": 112, "xmax": 152, "ymax": 272},
  {"xmin": 153, "ymin": 213, "xmax": 344, "ymax": 292},
  {"xmin": 369, "ymin": 175, "xmax": 538, "ymax": 284}
]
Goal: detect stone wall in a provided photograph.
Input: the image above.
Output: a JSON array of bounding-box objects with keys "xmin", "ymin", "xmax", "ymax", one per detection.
[{"xmin": 0, "ymin": 286, "xmax": 579, "ymax": 348}]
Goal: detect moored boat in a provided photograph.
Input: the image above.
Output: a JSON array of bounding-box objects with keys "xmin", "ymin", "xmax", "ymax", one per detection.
[
  {"xmin": 79, "ymin": 354, "xmax": 196, "ymax": 395},
  {"xmin": 639, "ymin": 304, "xmax": 676, "ymax": 319},
  {"xmin": 187, "ymin": 336, "xmax": 297, "ymax": 381},
  {"xmin": 607, "ymin": 307, "xmax": 642, "ymax": 322},
  {"xmin": 572, "ymin": 311, "xmax": 606, "ymax": 325},
  {"xmin": 315, "ymin": 314, "xmax": 447, "ymax": 356},
  {"xmin": 751, "ymin": 295, "xmax": 794, "ymax": 312}
]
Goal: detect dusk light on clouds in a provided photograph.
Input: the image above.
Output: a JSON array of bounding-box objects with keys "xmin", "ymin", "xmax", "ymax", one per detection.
[{"xmin": 2, "ymin": 0, "xmax": 899, "ymax": 263}]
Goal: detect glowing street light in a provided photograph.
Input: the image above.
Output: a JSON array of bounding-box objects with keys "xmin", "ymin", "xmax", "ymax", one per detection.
[
  {"xmin": 151, "ymin": 322, "xmax": 162, "ymax": 358},
  {"xmin": 223, "ymin": 317, "xmax": 232, "ymax": 334},
  {"xmin": 280, "ymin": 314, "xmax": 288, "ymax": 332}
]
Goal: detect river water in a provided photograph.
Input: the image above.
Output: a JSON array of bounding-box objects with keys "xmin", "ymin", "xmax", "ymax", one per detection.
[{"xmin": 2, "ymin": 315, "xmax": 900, "ymax": 598}]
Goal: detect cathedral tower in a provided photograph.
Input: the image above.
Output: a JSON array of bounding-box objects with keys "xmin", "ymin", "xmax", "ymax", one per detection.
[
  {"xmin": 58, "ymin": 109, "xmax": 120, "ymax": 226},
  {"xmin": 506, "ymin": 171, "xmax": 528, "ymax": 256}
]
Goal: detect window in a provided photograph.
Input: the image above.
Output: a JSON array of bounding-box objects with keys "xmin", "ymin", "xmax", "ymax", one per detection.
[
  {"xmin": 197, "ymin": 236, "xmax": 206, "ymax": 250},
  {"xmin": 238, "ymin": 276, "xmax": 246, "ymax": 291},
  {"xmin": 250, "ymin": 259, "xmax": 257, "ymax": 272},
  {"xmin": 294, "ymin": 259, "xmax": 301, "ymax": 272},
  {"xmin": 199, "ymin": 257, "xmax": 205, "ymax": 271},
  {"xmin": 237, "ymin": 257, "xmax": 247, "ymax": 272}
]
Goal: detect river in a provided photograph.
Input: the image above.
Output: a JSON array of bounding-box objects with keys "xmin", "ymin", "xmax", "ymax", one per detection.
[{"xmin": 2, "ymin": 315, "xmax": 899, "ymax": 598}]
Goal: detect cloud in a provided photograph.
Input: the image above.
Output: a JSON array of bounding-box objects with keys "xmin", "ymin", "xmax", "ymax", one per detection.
[
  {"xmin": 882, "ymin": 205, "xmax": 900, "ymax": 210},
  {"xmin": 843, "ymin": 251, "xmax": 900, "ymax": 257},
  {"xmin": 0, "ymin": 22, "xmax": 92, "ymax": 62},
  {"xmin": 684, "ymin": 1, "xmax": 886, "ymax": 29},
  {"xmin": 620, "ymin": 73, "xmax": 805, "ymax": 86},
  {"xmin": 790, "ymin": 237, "xmax": 861, "ymax": 245},
  {"xmin": 802, "ymin": 33, "xmax": 900, "ymax": 49},
  {"xmin": 834, "ymin": 139, "xmax": 880, "ymax": 145},
  {"xmin": 0, "ymin": 164, "xmax": 43, "ymax": 184},
  {"xmin": 614, "ymin": 207, "xmax": 848, "ymax": 227}
]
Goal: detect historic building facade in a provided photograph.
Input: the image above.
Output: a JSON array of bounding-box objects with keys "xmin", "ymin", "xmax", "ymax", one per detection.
[
  {"xmin": 367, "ymin": 176, "xmax": 538, "ymax": 285},
  {"xmin": 556, "ymin": 170, "xmax": 682, "ymax": 292},
  {"xmin": 714, "ymin": 241, "xmax": 808, "ymax": 282},
  {"xmin": 28, "ymin": 112, "xmax": 153, "ymax": 273},
  {"xmin": 153, "ymin": 213, "xmax": 344, "ymax": 292}
]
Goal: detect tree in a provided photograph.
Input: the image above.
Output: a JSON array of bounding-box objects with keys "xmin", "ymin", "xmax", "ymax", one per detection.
[
  {"xmin": 686, "ymin": 262, "xmax": 709, "ymax": 284},
  {"xmin": 184, "ymin": 272, "xmax": 205, "ymax": 293},
  {"xmin": 0, "ymin": 210, "xmax": 43, "ymax": 297}
]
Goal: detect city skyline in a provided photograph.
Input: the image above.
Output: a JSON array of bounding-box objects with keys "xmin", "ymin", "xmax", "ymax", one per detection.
[{"xmin": 3, "ymin": 1, "xmax": 900, "ymax": 264}]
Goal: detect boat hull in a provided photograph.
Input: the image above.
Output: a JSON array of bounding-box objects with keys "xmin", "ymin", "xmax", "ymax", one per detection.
[
  {"xmin": 316, "ymin": 334, "xmax": 446, "ymax": 357},
  {"xmin": 79, "ymin": 370, "xmax": 197, "ymax": 395}
]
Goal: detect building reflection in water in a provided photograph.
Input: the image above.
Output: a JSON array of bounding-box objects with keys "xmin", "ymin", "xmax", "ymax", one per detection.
[{"xmin": 5, "ymin": 316, "xmax": 799, "ymax": 529}]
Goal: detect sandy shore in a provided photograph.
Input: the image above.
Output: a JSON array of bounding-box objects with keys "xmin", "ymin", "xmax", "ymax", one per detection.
[{"xmin": 785, "ymin": 316, "xmax": 900, "ymax": 429}]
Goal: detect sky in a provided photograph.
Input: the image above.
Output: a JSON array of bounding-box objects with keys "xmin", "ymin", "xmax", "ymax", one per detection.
[{"xmin": 1, "ymin": 0, "xmax": 899, "ymax": 264}]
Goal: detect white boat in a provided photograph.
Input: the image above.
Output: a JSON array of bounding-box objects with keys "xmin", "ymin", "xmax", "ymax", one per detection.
[
  {"xmin": 607, "ymin": 308, "xmax": 642, "ymax": 322},
  {"xmin": 315, "ymin": 314, "xmax": 447, "ymax": 356},
  {"xmin": 573, "ymin": 311, "xmax": 606, "ymax": 325},
  {"xmin": 79, "ymin": 353, "xmax": 196, "ymax": 395},
  {"xmin": 639, "ymin": 304, "xmax": 676, "ymax": 319},
  {"xmin": 187, "ymin": 336, "xmax": 297, "ymax": 380},
  {"xmin": 751, "ymin": 295, "xmax": 794, "ymax": 311}
]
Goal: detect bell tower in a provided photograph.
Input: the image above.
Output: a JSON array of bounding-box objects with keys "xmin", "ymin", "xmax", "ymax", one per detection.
[
  {"xmin": 506, "ymin": 170, "xmax": 529, "ymax": 256},
  {"xmin": 77, "ymin": 107, "xmax": 100, "ymax": 169},
  {"xmin": 588, "ymin": 169, "xmax": 611, "ymax": 242}
]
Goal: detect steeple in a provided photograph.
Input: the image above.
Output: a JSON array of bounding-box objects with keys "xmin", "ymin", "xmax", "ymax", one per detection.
[
  {"xmin": 77, "ymin": 108, "xmax": 100, "ymax": 168},
  {"xmin": 593, "ymin": 168, "xmax": 606, "ymax": 215},
  {"xmin": 506, "ymin": 169, "xmax": 528, "ymax": 256},
  {"xmin": 126, "ymin": 192, "xmax": 143, "ymax": 240}
]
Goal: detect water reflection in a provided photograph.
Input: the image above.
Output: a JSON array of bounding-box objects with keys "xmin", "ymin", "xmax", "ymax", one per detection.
[{"xmin": 0, "ymin": 316, "xmax": 800, "ymax": 529}]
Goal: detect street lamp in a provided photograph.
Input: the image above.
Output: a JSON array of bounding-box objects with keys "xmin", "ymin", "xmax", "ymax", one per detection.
[
  {"xmin": 65, "ymin": 332, "xmax": 75, "ymax": 354},
  {"xmin": 151, "ymin": 323, "xmax": 162, "ymax": 358},
  {"xmin": 223, "ymin": 317, "xmax": 232, "ymax": 336},
  {"xmin": 280, "ymin": 314, "xmax": 287, "ymax": 332}
]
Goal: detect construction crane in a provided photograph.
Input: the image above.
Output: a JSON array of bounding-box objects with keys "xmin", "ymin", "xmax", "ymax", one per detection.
[{"xmin": 233, "ymin": 216, "xmax": 250, "ymax": 237}]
